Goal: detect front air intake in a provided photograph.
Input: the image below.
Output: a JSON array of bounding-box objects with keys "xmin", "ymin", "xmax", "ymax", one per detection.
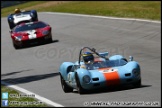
[
  {"xmin": 125, "ymin": 73, "xmax": 131, "ymax": 77},
  {"xmin": 92, "ymin": 77, "xmax": 99, "ymax": 81}
]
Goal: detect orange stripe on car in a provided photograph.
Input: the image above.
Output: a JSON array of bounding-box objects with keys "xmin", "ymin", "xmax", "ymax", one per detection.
[{"xmin": 98, "ymin": 68, "xmax": 120, "ymax": 86}]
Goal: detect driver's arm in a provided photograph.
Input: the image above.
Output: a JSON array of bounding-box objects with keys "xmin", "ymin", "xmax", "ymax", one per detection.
[{"xmin": 80, "ymin": 64, "xmax": 86, "ymax": 69}]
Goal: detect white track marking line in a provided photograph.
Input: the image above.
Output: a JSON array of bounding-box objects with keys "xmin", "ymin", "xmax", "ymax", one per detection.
[
  {"xmin": 1, "ymin": 81, "xmax": 64, "ymax": 107},
  {"xmin": 40, "ymin": 12, "xmax": 161, "ymax": 23}
]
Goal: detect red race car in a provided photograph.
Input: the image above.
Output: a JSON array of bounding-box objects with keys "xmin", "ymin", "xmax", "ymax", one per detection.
[{"xmin": 10, "ymin": 21, "xmax": 53, "ymax": 49}]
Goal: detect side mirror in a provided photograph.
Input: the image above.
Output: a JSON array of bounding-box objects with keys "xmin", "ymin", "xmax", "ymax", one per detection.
[{"xmin": 129, "ymin": 56, "xmax": 133, "ymax": 61}]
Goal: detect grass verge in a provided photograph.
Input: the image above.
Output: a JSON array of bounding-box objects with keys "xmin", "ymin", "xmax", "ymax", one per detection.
[
  {"xmin": 1, "ymin": 84, "xmax": 49, "ymax": 107},
  {"xmin": 1, "ymin": 1, "xmax": 161, "ymax": 20}
]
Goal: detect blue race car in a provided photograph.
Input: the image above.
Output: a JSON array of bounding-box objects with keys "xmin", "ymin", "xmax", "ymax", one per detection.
[
  {"xmin": 59, "ymin": 47, "xmax": 141, "ymax": 94},
  {"xmin": 7, "ymin": 10, "xmax": 38, "ymax": 29}
]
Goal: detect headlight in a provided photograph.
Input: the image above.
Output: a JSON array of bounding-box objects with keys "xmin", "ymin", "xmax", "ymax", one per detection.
[
  {"xmin": 42, "ymin": 30, "xmax": 49, "ymax": 35},
  {"xmin": 15, "ymin": 36, "xmax": 22, "ymax": 41},
  {"xmin": 133, "ymin": 69, "xmax": 140, "ymax": 77},
  {"xmin": 82, "ymin": 75, "xmax": 91, "ymax": 84}
]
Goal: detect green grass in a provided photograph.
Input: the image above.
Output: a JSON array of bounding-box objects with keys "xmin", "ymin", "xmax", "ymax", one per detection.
[
  {"xmin": 42, "ymin": 1, "xmax": 161, "ymax": 20},
  {"xmin": 1, "ymin": 1, "xmax": 161, "ymax": 20},
  {"xmin": 1, "ymin": 85, "xmax": 49, "ymax": 107},
  {"xmin": 1, "ymin": 1, "xmax": 47, "ymax": 17}
]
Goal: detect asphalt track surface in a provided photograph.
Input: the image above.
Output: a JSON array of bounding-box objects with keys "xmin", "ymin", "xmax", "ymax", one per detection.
[{"xmin": 1, "ymin": 12, "xmax": 161, "ymax": 107}]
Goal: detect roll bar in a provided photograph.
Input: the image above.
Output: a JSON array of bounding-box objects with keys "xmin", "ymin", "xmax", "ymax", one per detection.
[{"xmin": 78, "ymin": 47, "xmax": 108, "ymax": 66}]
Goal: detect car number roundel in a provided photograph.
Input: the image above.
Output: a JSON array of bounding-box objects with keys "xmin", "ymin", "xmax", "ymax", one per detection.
[{"xmin": 98, "ymin": 68, "xmax": 118, "ymax": 73}]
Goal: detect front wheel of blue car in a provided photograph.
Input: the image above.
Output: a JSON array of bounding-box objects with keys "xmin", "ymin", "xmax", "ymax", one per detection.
[
  {"xmin": 75, "ymin": 74, "xmax": 85, "ymax": 94},
  {"xmin": 133, "ymin": 79, "xmax": 141, "ymax": 88},
  {"xmin": 60, "ymin": 74, "xmax": 73, "ymax": 93}
]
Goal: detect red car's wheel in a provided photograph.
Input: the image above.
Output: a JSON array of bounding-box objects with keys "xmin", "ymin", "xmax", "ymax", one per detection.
[
  {"xmin": 12, "ymin": 40, "xmax": 21, "ymax": 49},
  {"xmin": 47, "ymin": 37, "xmax": 53, "ymax": 43}
]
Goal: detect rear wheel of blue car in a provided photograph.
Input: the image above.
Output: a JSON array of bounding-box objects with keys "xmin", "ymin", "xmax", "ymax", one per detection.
[
  {"xmin": 60, "ymin": 74, "xmax": 73, "ymax": 93},
  {"xmin": 75, "ymin": 74, "xmax": 85, "ymax": 94}
]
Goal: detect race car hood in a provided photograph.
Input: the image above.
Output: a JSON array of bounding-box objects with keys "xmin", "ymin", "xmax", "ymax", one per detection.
[
  {"xmin": 88, "ymin": 66, "xmax": 126, "ymax": 86},
  {"xmin": 12, "ymin": 31, "xmax": 29, "ymax": 37},
  {"xmin": 12, "ymin": 27, "xmax": 50, "ymax": 36},
  {"xmin": 12, "ymin": 27, "xmax": 50, "ymax": 40},
  {"xmin": 13, "ymin": 14, "xmax": 31, "ymax": 24},
  {"xmin": 11, "ymin": 30, "xmax": 36, "ymax": 40}
]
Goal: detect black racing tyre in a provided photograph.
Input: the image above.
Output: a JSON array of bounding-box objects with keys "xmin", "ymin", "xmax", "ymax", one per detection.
[
  {"xmin": 47, "ymin": 37, "xmax": 53, "ymax": 43},
  {"xmin": 13, "ymin": 44, "xmax": 19, "ymax": 49},
  {"xmin": 8, "ymin": 15, "xmax": 15, "ymax": 29},
  {"xmin": 12, "ymin": 40, "xmax": 24, "ymax": 49},
  {"xmin": 133, "ymin": 79, "xmax": 141, "ymax": 88},
  {"xmin": 75, "ymin": 73, "xmax": 85, "ymax": 94},
  {"xmin": 12, "ymin": 41, "xmax": 20, "ymax": 49},
  {"xmin": 45, "ymin": 34, "xmax": 53, "ymax": 43},
  {"xmin": 32, "ymin": 16, "xmax": 38, "ymax": 22},
  {"xmin": 60, "ymin": 74, "xmax": 73, "ymax": 93},
  {"xmin": 31, "ymin": 10, "xmax": 38, "ymax": 21},
  {"xmin": 9, "ymin": 22, "xmax": 15, "ymax": 29}
]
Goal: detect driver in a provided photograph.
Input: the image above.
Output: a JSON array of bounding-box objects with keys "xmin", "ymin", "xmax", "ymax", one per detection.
[
  {"xmin": 14, "ymin": 8, "xmax": 21, "ymax": 14},
  {"xmin": 80, "ymin": 52, "xmax": 94, "ymax": 70}
]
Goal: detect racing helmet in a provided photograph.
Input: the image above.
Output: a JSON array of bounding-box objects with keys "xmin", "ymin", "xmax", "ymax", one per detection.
[
  {"xmin": 14, "ymin": 8, "xmax": 21, "ymax": 14},
  {"xmin": 82, "ymin": 52, "xmax": 94, "ymax": 64}
]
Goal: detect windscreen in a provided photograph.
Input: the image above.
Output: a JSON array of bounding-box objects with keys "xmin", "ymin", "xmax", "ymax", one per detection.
[
  {"xmin": 14, "ymin": 22, "xmax": 47, "ymax": 32},
  {"xmin": 105, "ymin": 59, "xmax": 127, "ymax": 67},
  {"xmin": 14, "ymin": 11, "xmax": 30, "ymax": 16},
  {"xmin": 86, "ymin": 59, "xmax": 127, "ymax": 70}
]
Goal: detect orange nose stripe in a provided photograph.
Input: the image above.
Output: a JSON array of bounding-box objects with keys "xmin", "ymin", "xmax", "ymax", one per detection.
[
  {"xmin": 103, "ymin": 72, "xmax": 120, "ymax": 86},
  {"xmin": 98, "ymin": 68, "xmax": 120, "ymax": 86}
]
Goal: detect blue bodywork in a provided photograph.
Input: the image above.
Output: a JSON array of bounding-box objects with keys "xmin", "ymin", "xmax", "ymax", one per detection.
[{"xmin": 59, "ymin": 47, "xmax": 141, "ymax": 94}]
